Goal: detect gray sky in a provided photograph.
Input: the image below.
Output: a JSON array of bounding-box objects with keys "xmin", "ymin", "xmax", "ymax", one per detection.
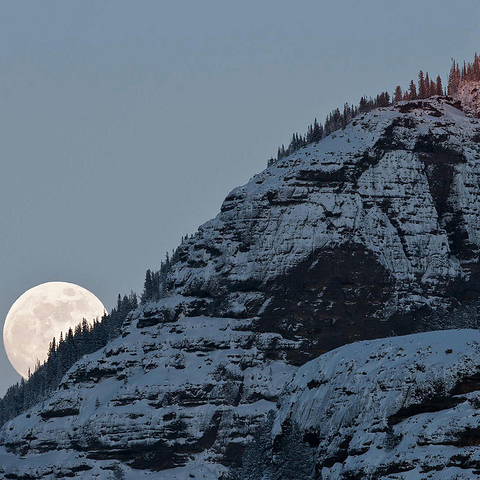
[{"xmin": 0, "ymin": 0, "xmax": 479, "ymax": 395}]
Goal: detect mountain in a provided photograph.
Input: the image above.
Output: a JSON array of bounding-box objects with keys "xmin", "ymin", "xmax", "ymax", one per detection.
[{"xmin": 2, "ymin": 94, "xmax": 480, "ymax": 479}]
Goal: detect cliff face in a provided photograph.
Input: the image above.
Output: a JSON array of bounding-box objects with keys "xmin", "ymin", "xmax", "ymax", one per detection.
[
  {"xmin": 2, "ymin": 96, "xmax": 480, "ymax": 478},
  {"xmin": 165, "ymin": 96, "xmax": 480, "ymax": 360},
  {"xmin": 277, "ymin": 329, "xmax": 480, "ymax": 479},
  {"xmin": 456, "ymin": 81, "xmax": 480, "ymax": 117}
]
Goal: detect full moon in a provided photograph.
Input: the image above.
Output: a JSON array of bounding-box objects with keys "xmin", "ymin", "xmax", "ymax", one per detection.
[{"xmin": 3, "ymin": 282, "xmax": 106, "ymax": 379}]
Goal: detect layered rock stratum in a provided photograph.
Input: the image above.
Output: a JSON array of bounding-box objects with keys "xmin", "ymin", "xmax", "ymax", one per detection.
[{"xmin": 3, "ymin": 96, "xmax": 480, "ymax": 479}]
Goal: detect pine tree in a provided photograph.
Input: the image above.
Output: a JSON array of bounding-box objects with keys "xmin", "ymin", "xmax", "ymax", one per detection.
[
  {"xmin": 306, "ymin": 124, "xmax": 312, "ymax": 143},
  {"xmin": 141, "ymin": 269, "xmax": 153, "ymax": 303},
  {"xmin": 271, "ymin": 420, "xmax": 315, "ymax": 480},
  {"xmin": 409, "ymin": 80, "xmax": 417, "ymax": 100},
  {"xmin": 377, "ymin": 91, "xmax": 390, "ymax": 107},
  {"xmin": 424, "ymin": 72, "xmax": 430, "ymax": 97},
  {"xmin": 230, "ymin": 411, "xmax": 275, "ymax": 480},
  {"xmin": 418, "ymin": 70, "xmax": 426, "ymax": 99},
  {"xmin": 359, "ymin": 96, "xmax": 368, "ymax": 113},
  {"xmin": 393, "ymin": 86, "xmax": 403, "ymax": 103},
  {"xmin": 312, "ymin": 118, "xmax": 322, "ymax": 142},
  {"xmin": 448, "ymin": 60, "xmax": 461, "ymax": 95}
]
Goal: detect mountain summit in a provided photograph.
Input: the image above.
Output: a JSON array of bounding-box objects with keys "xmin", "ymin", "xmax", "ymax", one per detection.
[{"xmin": 3, "ymin": 95, "xmax": 480, "ymax": 478}]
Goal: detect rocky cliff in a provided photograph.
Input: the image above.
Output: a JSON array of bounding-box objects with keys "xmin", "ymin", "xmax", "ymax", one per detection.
[
  {"xmin": 277, "ymin": 329, "xmax": 480, "ymax": 479},
  {"xmin": 3, "ymin": 96, "xmax": 480, "ymax": 479},
  {"xmin": 165, "ymin": 96, "xmax": 480, "ymax": 360},
  {"xmin": 456, "ymin": 81, "xmax": 480, "ymax": 117}
]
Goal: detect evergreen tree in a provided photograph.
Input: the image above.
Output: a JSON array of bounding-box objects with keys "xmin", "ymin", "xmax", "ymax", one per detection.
[
  {"xmin": 141, "ymin": 269, "xmax": 154, "ymax": 303},
  {"xmin": 271, "ymin": 420, "xmax": 315, "ymax": 480},
  {"xmin": 424, "ymin": 72, "xmax": 430, "ymax": 97},
  {"xmin": 229, "ymin": 412, "xmax": 275, "ymax": 480},
  {"xmin": 447, "ymin": 51, "xmax": 480, "ymax": 95},
  {"xmin": 418, "ymin": 70, "xmax": 426, "ymax": 99},
  {"xmin": 393, "ymin": 85, "xmax": 403, "ymax": 103},
  {"xmin": 376, "ymin": 91, "xmax": 390, "ymax": 107},
  {"xmin": 359, "ymin": 96, "xmax": 368, "ymax": 113},
  {"xmin": 312, "ymin": 118, "xmax": 323, "ymax": 142},
  {"xmin": 435, "ymin": 75, "xmax": 443, "ymax": 96},
  {"xmin": 409, "ymin": 79, "xmax": 417, "ymax": 100},
  {"xmin": 448, "ymin": 60, "xmax": 461, "ymax": 95},
  {"xmin": 229, "ymin": 414, "xmax": 315, "ymax": 480}
]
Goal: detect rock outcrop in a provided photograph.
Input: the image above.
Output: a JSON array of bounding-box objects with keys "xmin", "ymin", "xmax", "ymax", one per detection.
[
  {"xmin": 456, "ymin": 81, "xmax": 480, "ymax": 117},
  {"xmin": 0, "ymin": 312, "xmax": 296, "ymax": 478}
]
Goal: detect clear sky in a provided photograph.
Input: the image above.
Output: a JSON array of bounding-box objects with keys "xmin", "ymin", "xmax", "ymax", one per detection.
[{"xmin": 0, "ymin": 0, "xmax": 479, "ymax": 395}]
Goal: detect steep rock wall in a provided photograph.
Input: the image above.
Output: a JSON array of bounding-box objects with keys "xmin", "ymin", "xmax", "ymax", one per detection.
[
  {"xmin": 0, "ymin": 310, "xmax": 296, "ymax": 478},
  {"xmin": 163, "ymin": 97, "xmax": 480, "ymax": 360}
]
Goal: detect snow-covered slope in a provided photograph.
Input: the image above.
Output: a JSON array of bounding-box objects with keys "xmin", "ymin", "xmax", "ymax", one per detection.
[
  {"xmin": 3, "ymin": 96, "xmax": 480, "ymax": 478},
  {"xmin": 277, "ymin": 329, "xmax": 480, "ymax": 479},
  {"xmin": 5, "ymin": 325, "xmax": 480, "ymax": 478}
]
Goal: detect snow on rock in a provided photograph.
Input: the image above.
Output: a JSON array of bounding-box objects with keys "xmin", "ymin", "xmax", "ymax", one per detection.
[
  {"xmin": 277, "ymin": 329, "xmax": 480, "ymax": 479},
  {"xmin": 456, "ymin": 81, "xmax": 480, "ymax": 117}
]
